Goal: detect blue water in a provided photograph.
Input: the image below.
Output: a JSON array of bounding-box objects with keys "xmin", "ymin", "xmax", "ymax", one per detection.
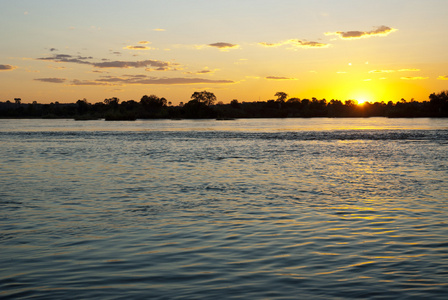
[{"xmin": 1, "ymin": 118, "xmax": 447, "ymax": 299}]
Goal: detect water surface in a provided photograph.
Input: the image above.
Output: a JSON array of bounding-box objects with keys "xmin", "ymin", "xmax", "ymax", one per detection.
[{"xmin": 1, "ymin": 118, "xmax": 447, "ymax": 299}]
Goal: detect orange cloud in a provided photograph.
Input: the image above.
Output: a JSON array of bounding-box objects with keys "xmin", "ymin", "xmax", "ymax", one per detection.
[
  {"xmin": 185, "ymin": 68, "xmax": 217, "ymax": 75},
  {"xmin": 398, "ymin": 68, "xmax": 420, "ymax": 72},
  {"xmin": 437, "ymin": 75, "xmax": 448, "ymax": 80},
  {"xmin": 69, "ymin": 75, "xmax": 234, "ymax": 85},
  {"xmin": 259, "ymin": 39, "xmax": 329, "ymax": 49},
  {"xmin": 0, "ymin": 64, "xmax": 17, "ymax": 71},
  {"xmin": 401, "ymin": 76, "xmax": 428, "ymax": 80},
  {"xmin": 208, "ymin": 42, "xmax": 239, "ymax": 50},
  {"xmin": 34, "ymin": 77, "xmax": 67, "ymax": 83},
  {"xmin": 369, "ymin": 70, "xmax": 395, "ymax": 73},
  {"xmin": 265, "ymin": 76, "xmax": 297, "ymax": 80},
  {"xmin": 124, "ymin": 45, "xmax": 154, "ymax": 50},
  {"xmin": 369, "ymin": 68, "xmax": 420, "ymax": 74},
  {"xmin": 325, "ymin": 26, "xmax": 397, "ymax": 39},
  {"xmin": 37, "ymin": 54, "xmax": 177, "ymax": 70}
]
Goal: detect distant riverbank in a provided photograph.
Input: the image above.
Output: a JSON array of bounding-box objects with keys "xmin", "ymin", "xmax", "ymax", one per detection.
[{"xmin": 1, "ymin": 90, "xmax": 447, "ymax": 120}]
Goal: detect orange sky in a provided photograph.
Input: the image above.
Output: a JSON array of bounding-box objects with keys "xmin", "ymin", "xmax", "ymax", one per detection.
[{"xmin": 1, "ymin": 0, "xmax": 447, "ymax": 104}]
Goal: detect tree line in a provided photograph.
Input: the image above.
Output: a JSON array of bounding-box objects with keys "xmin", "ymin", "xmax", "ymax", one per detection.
[{"xmin": 0, "ymin": 90, "xmax": 447, "ymax": 120}]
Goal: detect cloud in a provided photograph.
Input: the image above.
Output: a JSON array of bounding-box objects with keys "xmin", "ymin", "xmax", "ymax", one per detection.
[
  {"xmin": 124, "ymin": 45, "xmax": 154, "ymax": 50},
  {"xmin": 139, "ymin": 41, "xmax": 150, "ymax": 44},
  {"xmin": 93, "ymin": 59, "xmax": 174, "ymax": 69},
  {"xmin": 185, "ymin": 68, "xmax": 216, "ymax": 75},
  {"xmin": 70, "ymin": 75, "xmax": 234, "ymax": 85},
  {"xmin": 34, "ymin": 77, "xmax": 67, "ymax": 83},
  {"xmin": 437, "ymin": 75, "xmax": 448, "ymax": 80},
  {"xmin": 325, "ymin": 26, "xmax": 397, "ymax": 39},
  {"xmin": 369, "ymin": 70, "xmax": 395, "ymax": 73},
  {"xmin": 49, "ymin": 48, "xmax": 58, "ymax": 52},
  {"xmin": 369, "ymin": 68, "xmax": 421, "ymax": 74},
  {"xmin": 208, "ymin": 42, "xmax": 239, "ymax": 50},
  {"xmin": 48, "ymin": 65, "xmax": 67, "ymax": 70},
  {"xmin": 153, "ymin": 28, "xmax": 165, "ymax": 31},
  {"xmin": 37, "ymin": 54, "xmax": 92, "ymax": 65},
  {"xmin": 0, "ymin": 64, "xmax": 17, "ymax": 71},
  {"xmin": 265, "ymin": 76, "xmax": 297, "ymax": 80},
  {"xmin": 196, "ymin": 70, "xmax": 212, "ymax": 74},
  {"xmin": 259, "ymin": 39, "xmax": 329, "ymax": 49},
  {"xmin": 401, "ymin": 76, "xmax": 428, "ymax": 80},
  {"xmin": 37, "ymin": 54, "xmax": 177, "ymax": 70},
  {"xmin": 398, "ymin": 68, "xmax": 420, "ymax": 72},
  {"xmin": 71, "ymin": 79, "xmax": 111, "ymax": 86}
]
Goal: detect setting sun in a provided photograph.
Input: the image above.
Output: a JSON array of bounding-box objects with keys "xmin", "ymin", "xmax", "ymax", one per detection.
[{"xmin": 354, "ymin": 97, "xmax": 370, "ymax": 105}]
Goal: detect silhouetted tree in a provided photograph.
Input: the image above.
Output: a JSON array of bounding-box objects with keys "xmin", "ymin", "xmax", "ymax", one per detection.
[
  {"xmin": 429, "ymin": 90, "xmax": 448, "ymax": 116},
  {"xmin": 76, "ymin": 98, "xmax": 89, "ymax": 114},
  {"xmin": 183, "ymin": 99, "xmax": 215, "ymax": 118},
  {"xmin": 275, "ymin": 92, "xmax": 288, "ymax": 102},
  {"xmin": 104, "ymin": 97, "xmax": 120, "ymax": 106},
  {"xmin": 191, "ymin": 91, "xmax": 216, "ymax": 106},
  {"xmin": 140, "ymin": 94, "xmax": 167, "ymax": 108}
]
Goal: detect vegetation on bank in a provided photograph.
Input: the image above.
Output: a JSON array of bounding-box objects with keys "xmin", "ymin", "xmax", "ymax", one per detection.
[{"xmin": 1, "ymin": 90, "xmax": 447, "ymax": 120}]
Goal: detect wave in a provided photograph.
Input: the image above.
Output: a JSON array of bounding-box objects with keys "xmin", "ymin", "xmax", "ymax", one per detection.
[{"xmin": 1, "ymin": 129, "xmax": 448, "ymax": 141}]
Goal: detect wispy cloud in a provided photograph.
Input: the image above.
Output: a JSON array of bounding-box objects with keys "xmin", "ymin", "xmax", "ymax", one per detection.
[
  {"xmin": 48, "ymin": 65, "xmax": 67, "ymax": 70},
  {"xmin": 124, "ymin": 45, "xmax": 154, "ymax": 50},
  {"xmin": 34, "ymin": 77, "xmax": 67, "ymax": 83},
  {"xmin": 369, "ymin": 70, "xmax": 395, "ymax": 73},
  {"xmin": 93, "ymin": 60, "xmax": 173, "ymax": 69},
  {"xmin": 37, "ymin": 74, "xmax": 233, "ymax": 86},
  {"xmin": 369, "ymin": 68, "xmax": 420, "ymax": 74},
  {"xmin": 398, "ymin": 68, "xmax": 420, "ymax": 72},
  {"xmin": 208, "ymin": 42, "xmax": 239, "ymax": 51},
  {"xmin": 265, "ymin": 76, "xmax": 297, "ymax": 80},
  {"xmin": 437, "ymin": 75, "xmax": 448, "ymax": 80},
  {"xmin": 401, "ymin": 76, "xmax": 428, "ymax": 80},
  {"xmin": 185, "ymin": 68, "xmax": 217, "ymax": 75},
  {"xmin": 37, "ymin": 54, "xmax": 177, "ymax": 70},
  {"xmin": 325, "ymin": 26, "xmax": 397, "ymax": 39},
  {"xmin": 38, "ymin": 54, "xmax": 93, "ymax": 65},
  {"xmin": 153, "ymin": 28, "xmax": 165, "ymax": 32},
  {"xmin": 71, "ymin": 79, "xmax": 111, "ymax": 86},
  {"xmin": 0, "ymin": 64, "xmax": 17, "ymax": 71},
  {"xmin": 259, "ymin": 39, "xmax": 329, "ymax": 49},
  {"xmin": 69, "ymin": 75, "xmax": 234, "ymax": 85},
  {"xmin": 139, "ymin": 41, "xmax": 150, "ymax": 44}
]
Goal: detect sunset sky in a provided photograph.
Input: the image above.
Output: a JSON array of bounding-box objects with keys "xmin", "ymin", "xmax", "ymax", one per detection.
[{"xmin": 1, "ymin": 0, "xmax": 447, "ymax": 105}]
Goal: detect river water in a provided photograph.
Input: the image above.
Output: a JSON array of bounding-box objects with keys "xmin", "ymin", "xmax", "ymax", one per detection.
[{"xmin": 1, "ymin": 118, "xmax": 447, "ymax": 299}]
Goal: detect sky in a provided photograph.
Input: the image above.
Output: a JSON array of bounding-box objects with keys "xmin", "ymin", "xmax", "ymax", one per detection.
[{"xmin": 1, "ymin": 0, "xmax": 447, "ymax": 105}]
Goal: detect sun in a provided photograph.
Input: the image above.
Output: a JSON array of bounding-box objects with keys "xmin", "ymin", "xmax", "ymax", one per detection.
[
  {"xmin": 346, "ymin": 87, "xmax": 375, "ymax": 106},
  {"xmin": 356, "ymin": 98, "xmax": 369, "ymax": 105},
  {"xmin": 351, "ymin": 92, "xmax": 373, "ymax": 105}
]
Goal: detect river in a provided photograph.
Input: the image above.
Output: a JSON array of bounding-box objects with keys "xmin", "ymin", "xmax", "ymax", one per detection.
[{"xmin": 1, "ymin": 118, "xmax": 447, "ymax": 299}]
